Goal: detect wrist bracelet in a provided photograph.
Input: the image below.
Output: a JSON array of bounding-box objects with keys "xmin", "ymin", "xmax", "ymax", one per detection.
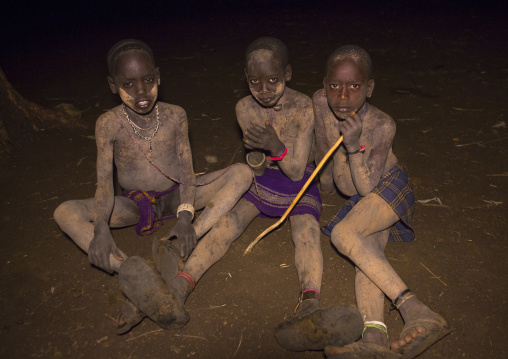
[
  {"xmin": 246, "ymin": 152, "xmax": 266, "ymax": 168},
  {"xmin": 177, "ymin": 203, "xmax": 195, "ymax": 220},
  {"xmin": 270, "ymin": 146, "xmax": 287, "ymax": 161},
  {"xmin": 348, "ymin": 145, "xmax": 366, "ymax": 155}
]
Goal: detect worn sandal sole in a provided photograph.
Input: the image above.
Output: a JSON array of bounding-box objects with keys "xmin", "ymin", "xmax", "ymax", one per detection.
[
  {"xmin": 400, "ymin": 313, "xmax": 452, "ymax": 359},
  {"xmin": 152, "ymin": 238, "xmax": 183, "ymax": 285},
  {"xmin": 116, "ymin": 299, "xmax": 146, "ymax": 335},
  {"xmin": 118, "ymin": 256, "xmax": 189, "ymax": 330},
  {"xmin": 274, "ymin": 305, "xmax": 363, "ymax": 351}
]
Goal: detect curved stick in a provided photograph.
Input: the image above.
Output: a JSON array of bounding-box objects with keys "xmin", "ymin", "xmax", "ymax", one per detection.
[{"xmin": 244, "ymin": 135, "xmax": 344, "ymax": 255}]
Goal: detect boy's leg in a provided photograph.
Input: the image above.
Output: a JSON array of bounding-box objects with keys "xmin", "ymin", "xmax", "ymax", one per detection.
[
  {"xmin": 157, "ymin": 164, "xmax": 252, "ymax": 256},
  {"xmin": 54, "ymin": 196, "xmax": 139, "ymax": 272},
  {"xmin": 138, "ymin": 198, "xmax": 257, "ymax": 332},
  {"xmin": 355, "ymin": 230, "xmax": 390, "ymax": 346},
  {"xmin": 274, "ymin": 214, "xmax": 363, "ymax": 352},
  {"xmin": 193, "ymin": 164, "xmax": 253, "ymax": 238},
  {"xmin": 156, "ymin": 198, "xmax": 259, "ymax": 301},
  {"xmin": 331, "ymin": 193, "xmax": 450, "ymax": 357},
  {"xmin": 155, "ymin": 164, "xmax": 252, "ymax": 238},
  {"xmin": 290, "ymin": 214, "xmax": 323, "ymax": 316},
  {"xmin": 326, "ymin": 253, "xmax": 392, "ymax": 357}
]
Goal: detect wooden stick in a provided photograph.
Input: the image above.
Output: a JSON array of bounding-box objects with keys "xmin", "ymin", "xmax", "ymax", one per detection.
[{"xmin": 244, "ymin": 136, "xmax": 344, "ymax": 255}]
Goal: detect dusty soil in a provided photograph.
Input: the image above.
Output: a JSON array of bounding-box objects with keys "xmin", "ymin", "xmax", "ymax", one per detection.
[{"xmin": 1, "ymin": 2, "xmax": 507, "ymax": 358}]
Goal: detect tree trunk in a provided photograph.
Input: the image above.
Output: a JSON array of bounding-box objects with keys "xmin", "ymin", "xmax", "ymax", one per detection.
[{"xmin": 0, "ymin": 66, "xmax": 81, "ymax": 154}]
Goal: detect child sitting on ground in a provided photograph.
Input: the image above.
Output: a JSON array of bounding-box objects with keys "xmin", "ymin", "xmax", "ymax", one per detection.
[
  {"xmin": 54, "ymin": 39, "xmax": 252, "ymax": 334},
  {"xmin": 313, "ymin": 44, "xmax": 451, "ymax": 359}
]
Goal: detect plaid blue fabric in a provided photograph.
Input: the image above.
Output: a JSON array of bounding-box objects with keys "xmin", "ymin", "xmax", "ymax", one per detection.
[
  {"xmin": 243, "ymin": 163, "xmax": 322, "ymax": 222},
  {"xmin": 321, "ymin": 164, "xmax": 415, "ymax": 242}
]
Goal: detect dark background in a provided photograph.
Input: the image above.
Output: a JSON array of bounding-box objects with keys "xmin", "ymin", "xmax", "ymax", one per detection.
[{"xmin": 1, "ymin": 1, "xmax": 507, "ymax": 358}]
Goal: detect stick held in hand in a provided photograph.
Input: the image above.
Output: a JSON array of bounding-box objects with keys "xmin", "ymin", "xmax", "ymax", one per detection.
[{"xmin": 244, "ymin": 135, "xmax": 344, "ymax": 255}]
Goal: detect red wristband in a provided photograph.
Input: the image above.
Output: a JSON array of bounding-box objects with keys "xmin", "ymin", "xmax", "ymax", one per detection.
[
  {"xmin": 348, "ymin": 145, "xmax": 365, "ymax": 155},
  {"xmin": 270, "ymin": 146, "xmax": 287, "ymax": 161}
]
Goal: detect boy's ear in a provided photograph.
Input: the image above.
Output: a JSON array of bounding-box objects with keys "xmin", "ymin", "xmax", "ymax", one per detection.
[
  {"xmin": 323, "ymin": 77, "xmax": 327, "ymax": 92},
  {"xmin": 284, "ymin": 64, "xmax": 292, "ymax": 82},
  {"xmin": 367, "ymin": 79, "xmax": 375, "ymax": 98},
  {"xmin": 156, "ymin": 67, "xmax": 161, "ymax": 85},
  {"xmin": 107, "ymin": 76, "xmax": 118, "ymax": 94},
  {"xmin": 244, "ymin": 68, "xmax": 249, "ymax": 81}
]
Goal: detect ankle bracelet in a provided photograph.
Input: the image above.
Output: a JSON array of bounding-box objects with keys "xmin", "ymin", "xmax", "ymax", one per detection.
[
  {"xmin": 393, "ymin": 289, "xmax": 414, "ymax": 309},
  {"xmin": 363, "ymin": 320, "xmax": 388, "ymax": 339},
  {"xmin": 293, "ymin": 288, "xmax": 320, "ymax": 313},
  {"xmin": 175, "ymin": 272, "xmax": 195, "ymax": 290}
]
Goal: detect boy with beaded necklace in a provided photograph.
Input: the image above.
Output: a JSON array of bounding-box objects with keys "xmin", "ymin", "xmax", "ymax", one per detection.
[{"xmin": 54, "ymin": 39, "xmax": 253, "ymax": 333}]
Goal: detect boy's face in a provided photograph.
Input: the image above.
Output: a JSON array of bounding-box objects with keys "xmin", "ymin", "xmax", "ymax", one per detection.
[
  {"xmin": 324, "ymin": 58, "xmax": 374, "ymax": 120},
  {"xmin": 107, "ymin": 50, "xmax": 160, "ymax": 115},
  {"xmin": 245, "ymin": 50, "xmax": 291, "ymax": 108}
]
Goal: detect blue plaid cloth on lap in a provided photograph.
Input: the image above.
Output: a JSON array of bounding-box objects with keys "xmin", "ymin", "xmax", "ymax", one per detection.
[{"xmin": 321, "ymin": 164, "xmax": 415, "ymax": 242}]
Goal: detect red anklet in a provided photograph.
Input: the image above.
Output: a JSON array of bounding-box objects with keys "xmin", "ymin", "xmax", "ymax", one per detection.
[{"xmin": 175, "ymin": 272, "xmax": 195, "ymax": 290}]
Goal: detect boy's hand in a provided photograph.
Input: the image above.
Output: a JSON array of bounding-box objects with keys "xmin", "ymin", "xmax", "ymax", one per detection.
[
  {"xmin": 243, "ymin": 121, "xmax": 284, "ymax": 154},
  {"xmin": 161, "ymin": 211, "xmax": 197, "ymax": 260},
  {"xmin": 340, "ymin": 111, "xmax": 363, "ymax": 152},
  {"xmin": 89, "ymin": 222, "xmax": 124, "ymax": 273}
]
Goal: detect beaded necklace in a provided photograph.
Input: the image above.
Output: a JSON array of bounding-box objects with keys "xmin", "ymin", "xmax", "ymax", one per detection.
[{"xmin": 122, "ymin": 103, "xmax": 160, "ymax": 153}]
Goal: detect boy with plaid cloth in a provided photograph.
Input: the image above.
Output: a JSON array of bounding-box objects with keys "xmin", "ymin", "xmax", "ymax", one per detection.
[{"xmin": 313, "ymin": 45, "xmax": 450, "ymax": 358}]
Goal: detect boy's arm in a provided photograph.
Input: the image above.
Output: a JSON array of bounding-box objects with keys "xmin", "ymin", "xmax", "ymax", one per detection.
[
  {"xmin": 167, "ymin": 109, "xmax": 197, "ymax": 259},
  {"xmin": 275, "ymin": 104, "xmax": 314, "ymax": 181},
  {"xmin": 89, "ymin": 115, "xmax": 124, "ymax": 273},
  {"xmin": 346, "ymin": 116, "xmax": 394, "ymax": 196},
  {"xmin": 313, "ymin": 94, "xmax": 336, "ymax": 194},
  {"xmin": 238, "ymin": 100, "xmax": 313, "ymax": 181}
]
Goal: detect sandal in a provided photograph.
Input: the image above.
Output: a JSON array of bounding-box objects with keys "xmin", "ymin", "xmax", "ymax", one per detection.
[
  {"xmin": 394, "ymin": 313, "xmax": 452, "ymax": 359},
  {"xmin": 116, "ymin": 299, "xmax": 146, "ymax": 335},
  {"xmin": 274, "ymin": 305, "xmax": 363, "ymax": 351},
  {"xmin": 152, "ymin": 237, "xmax": 183, "ymax": 284},
  {"xmin": 118, "ymin": 256, "xmax": 189, "ymax": 330}
]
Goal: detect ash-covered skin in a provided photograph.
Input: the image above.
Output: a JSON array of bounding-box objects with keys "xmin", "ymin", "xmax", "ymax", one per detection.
[
  {"xmin": 314, "ymin": 46, "xmax": 449, "ymax": 357},
  {"xmin": 54, "ymin": 45, "xmax": 252, "ymax": 275},
  {"xmin": 245, "ymin": 49, "xmax": 288, "ymax": 109},
  {"xmin": 164, "ymin": 39, "xmax": 323, "ymax": 323}
]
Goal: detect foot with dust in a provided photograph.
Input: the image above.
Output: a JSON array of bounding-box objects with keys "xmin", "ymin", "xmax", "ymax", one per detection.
[
  {"xmin": 273, "ymin": 305, "xmax": 363, "ymax": 352},
  {"xmin": 391, "ymin": 296, "xmax": 451, "ymax": 358}
]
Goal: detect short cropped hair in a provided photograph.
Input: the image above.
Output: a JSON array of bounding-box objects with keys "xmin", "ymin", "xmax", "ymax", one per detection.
[
  {"xmin": 245, "ymin": 37, "xmax": 289, "ymax": 68},
  {"xmin": 107, "ymin": 39, "xmax": 155, "ymax": 76},
  {"xmin": 326, "ymin": 45, "xmax": 372, "ymax": 79}
]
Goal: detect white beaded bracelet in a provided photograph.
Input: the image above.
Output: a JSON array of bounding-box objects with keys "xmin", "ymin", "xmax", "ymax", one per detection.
[{"xmin": 177, "ymin": 203, "xmax": 195, "ymax": 220}]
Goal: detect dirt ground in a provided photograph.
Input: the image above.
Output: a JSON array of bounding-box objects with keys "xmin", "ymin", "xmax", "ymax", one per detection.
[{"xmin": 1, "ymin": 1, "xmax": 507, "ymax": 358}]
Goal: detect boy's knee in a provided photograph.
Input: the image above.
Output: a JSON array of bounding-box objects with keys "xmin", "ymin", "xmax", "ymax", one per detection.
[
  {"xmin": 233, "ymin": 164, "xmax": 254, "ymax": 187},
  {"xmin": 53, "ymin": 201, "xmax": 72, "ymax": 226},
  {"xmin": 54, "ymin": 200, "xmax": 87, "ymax": 227},
  {"xmin": 330, "ymin": 224, "xmax": 356, "ymax": 256}
]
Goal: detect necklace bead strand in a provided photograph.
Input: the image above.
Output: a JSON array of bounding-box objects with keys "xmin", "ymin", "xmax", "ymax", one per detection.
[{"xmin": 122, "ymin": 104, "xmax": 160, "ymax": 152}]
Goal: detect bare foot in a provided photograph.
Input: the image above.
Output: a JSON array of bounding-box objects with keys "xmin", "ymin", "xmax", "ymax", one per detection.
[{"xmin": 392, "ymin": 296, "xmax": 451, "ymax": 358}]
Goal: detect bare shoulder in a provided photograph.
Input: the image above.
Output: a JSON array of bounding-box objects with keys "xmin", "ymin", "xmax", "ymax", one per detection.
[
  {"xmin": 312, "ymin": 88, "xmax": 328, "ymax": 107},
  {"xmin": 235, "ymin": 95, "xmax": 254, "ymax": 113},
  {"xmin": 365, "ymin": 104, "xmax": 395, "ymax": 133},
  {"xmin": 157, "ymin": 102, "xmax": 187, "ymax": 124},
  {"xmin": 95, "ymin": 106, "xmax": 124, "ymax": 137},
  {"xmin": 285, "ymin": 87, "xmax": 312, "ymax": 108}
]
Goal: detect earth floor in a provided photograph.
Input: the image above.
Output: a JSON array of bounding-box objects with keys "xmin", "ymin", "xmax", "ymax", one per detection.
[{"xmin": 0, "ymin": 2, "xmax": 507, "ymax": 358}]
